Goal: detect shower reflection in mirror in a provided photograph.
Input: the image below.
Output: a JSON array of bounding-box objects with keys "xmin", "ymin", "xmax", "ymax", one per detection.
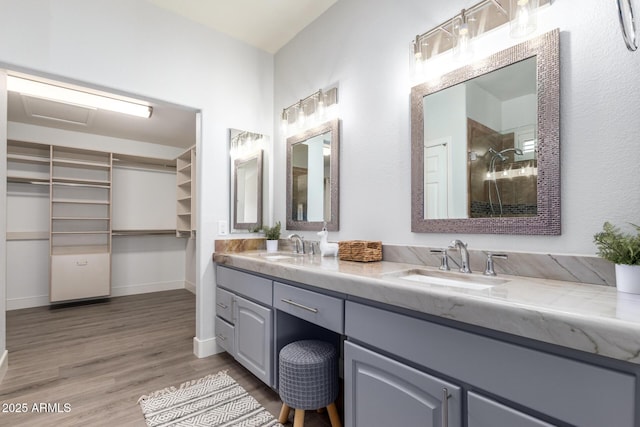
[
  {"xmin": 229, "ymin": 129, "xmax": 267, "ymax": 232},
  {"xmin": 423, "ymin": 56, "xmax": 538, "ymax": 220}
]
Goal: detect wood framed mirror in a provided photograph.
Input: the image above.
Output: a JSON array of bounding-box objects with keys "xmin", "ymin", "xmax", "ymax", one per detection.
[
  {"xmin": 286, "ymin": 119, "xmax": 340, "ymax": 231},
  {"xmin": 411, "ymin": 29, "xmax": 560, "ymax": 235}
]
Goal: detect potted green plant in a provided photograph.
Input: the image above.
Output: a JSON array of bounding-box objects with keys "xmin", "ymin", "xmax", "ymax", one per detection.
[
  {"xmin": 593, "ymin": 221, "xmax": 640, "ymax": 294},
  {"xmin": 262, "ymin": 221, "xmax": 281, "ymax": 252}
]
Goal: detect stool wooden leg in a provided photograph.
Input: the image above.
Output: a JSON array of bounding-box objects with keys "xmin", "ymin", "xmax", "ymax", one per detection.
[
  {"xmin": 326, "ymin": 402, "xmax": 342, "ymax": 427},
  {"xmin": 293, "ymin": 408, "xmax": 305, "ymax": 427},
  {"xmin": 278, "ymin": 403, "xmax": 290, "ymax": 424}
]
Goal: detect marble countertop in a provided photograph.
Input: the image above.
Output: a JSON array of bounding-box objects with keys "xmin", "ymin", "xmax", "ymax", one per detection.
[{"xmin": 213, "ymin": 251, "xmax": 640, "ymax": 365}]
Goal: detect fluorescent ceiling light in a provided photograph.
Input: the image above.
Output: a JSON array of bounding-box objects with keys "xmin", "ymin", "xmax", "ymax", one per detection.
[{"xmin": 7, "ymin": 76, "xmax": 153, "ymax": 118}]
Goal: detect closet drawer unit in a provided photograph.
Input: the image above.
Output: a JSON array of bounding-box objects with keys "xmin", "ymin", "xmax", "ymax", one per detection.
[
  {"xmin": 215, "ymin": 316, "xmax": 235, "ymax": 355},
  {"xmin": 50, "ymin": 253, "xmax": 110, "ymax": 302},
  {"xmin": 216, "ymin": 265, "xmax": 272, "ymax": 305},
  {"xmin": 274, "ymin": 282, "xmax": 344, "ymax": 334},
  {"xmin": 216, "ymin": 287, "xmax": 234, "ymax": 323}
]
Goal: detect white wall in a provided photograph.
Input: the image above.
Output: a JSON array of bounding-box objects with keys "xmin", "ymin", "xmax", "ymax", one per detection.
[
  {"xmin": 274, "ymin": 0, "xmax": 640, "ymax": 255},
  {"xmin": 0, "ymin": 0, "xmax": 274, "ymax": 357}
]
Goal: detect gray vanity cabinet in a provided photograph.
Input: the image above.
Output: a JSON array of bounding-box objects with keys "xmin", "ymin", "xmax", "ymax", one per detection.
[
  {"xmin": 345, "ymin": 341, "xmax": 461, "ymax": 427},
  {"xmin": 345, "ymin": 301, "xmax": 637, "ymax": 427},
  {"xmin": 215, "ymin": 266, "xmax": 273, "ymax": 386}
]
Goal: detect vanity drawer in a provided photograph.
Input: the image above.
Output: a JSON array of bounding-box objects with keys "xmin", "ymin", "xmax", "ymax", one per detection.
[
  {"xmin": 274, "ymin": 282, "xmax": 344, "ymax": 334},
  {"xmin": 216, "ymin": 265, "xmax": 272, "ymax": 305},
  {"xmin": 216, "ymin": 287, "xmax": 234, "ymax": 323},
  {"xmin": 215, "ymin": 316, "xmax": 235, "ymax": 355}
]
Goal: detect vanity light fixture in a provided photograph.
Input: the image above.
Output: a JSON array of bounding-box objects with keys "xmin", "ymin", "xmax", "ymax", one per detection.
[
  {"xmin": 281, "ymin": 86, "xmax": 338, "ymax": 135},
  {"xmin": 7, "ymin": 75, "xmax": 153, "ymax": 118},
  {"xmin": 411, "ymin": 0, "xmax": 548, "ymax": 78},
  {"xmin": 230, "ymin": 130, "xmax": 264, "ymax": 160}
]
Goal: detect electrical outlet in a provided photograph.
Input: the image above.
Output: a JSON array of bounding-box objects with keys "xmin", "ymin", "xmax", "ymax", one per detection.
[{"xmin": 218, "ymin": 220, "xmax": 228, "ymax": 236}]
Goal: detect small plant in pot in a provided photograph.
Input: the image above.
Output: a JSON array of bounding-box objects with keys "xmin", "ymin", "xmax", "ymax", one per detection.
[
  {"xmin": 593, "ymin": 222, "xmax": 640, "ymax": 294},
  {"xmin": 262, "ymin": 221, "xmax": 281, "ymax": 253}
]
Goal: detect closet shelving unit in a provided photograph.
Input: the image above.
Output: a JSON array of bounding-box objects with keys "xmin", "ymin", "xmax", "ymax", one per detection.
[
  {"xmin": 49, "ymin": 146, "xmax": 112, "ymax": 302},
  {"xmin": 176, "ymin": 146, "xmax": 196, "ymax": 237},
  {"xmin": 7, "ymin": 140, "xmax": 190, "ymax": 304},
  {"xmin": 7, "ymin": 141, "xmax": 51, "ymax": 241}
]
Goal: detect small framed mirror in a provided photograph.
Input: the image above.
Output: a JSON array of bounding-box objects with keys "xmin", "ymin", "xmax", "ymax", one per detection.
[
  {"xmin": 229, "ymin": 129, "xmax": 266, "ymax": 232},
  {"xmin": 286, "ymin": 119, "xmax": 340, "ymax": 231},
  {"xmin": 411, "ymin": 29, "xmax": 560, "ymax": 235}
]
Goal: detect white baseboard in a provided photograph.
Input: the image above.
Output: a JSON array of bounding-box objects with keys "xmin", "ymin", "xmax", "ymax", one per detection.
[
  {"xmin": 185, "ymin": 280, "xmax": 196, "ymax": 295},
  {"xmin": 7, "ymin": 281, "xmax": 187, "ymax": 310},
  {"xmin": 7, "ymin": 295, "xmax": 50, "ymax": 311},
  {"xmin": 193, "ymin": 336, "xmax": 224, "ymax": 358},
  {"xmin": 0, "ymin": 350, "xmax": 8, "ymax": 384},
  {"xmin": 111, "ymin": 280, "xmax": 185, "ymax": 297}
]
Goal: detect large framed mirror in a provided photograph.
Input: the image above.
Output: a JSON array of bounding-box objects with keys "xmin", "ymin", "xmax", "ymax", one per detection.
[
  {"xmin": 411, "ymin": 29, "xmax": 560, "ymax": 235},
  {"xmin": 286, "ymin": 119, "xmax": 340, "ymax": 231},
  {"xmin": 229, "ymin": 129, "xmax": 267, "ymax": 232}
]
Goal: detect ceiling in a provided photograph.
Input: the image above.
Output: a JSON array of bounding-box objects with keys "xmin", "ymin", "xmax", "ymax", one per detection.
[
  {"xmin": 8, "ymin": 1, "xmax": 337, "ymax": 150},
  {"xmin": 148, "ymin": 0, "xmax": 338, "ymax": 54}
]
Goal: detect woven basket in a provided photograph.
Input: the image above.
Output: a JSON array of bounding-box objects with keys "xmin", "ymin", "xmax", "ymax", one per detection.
[{"xmin": 338, "ymin": 240, "xmax": 382, "ymax": 262}]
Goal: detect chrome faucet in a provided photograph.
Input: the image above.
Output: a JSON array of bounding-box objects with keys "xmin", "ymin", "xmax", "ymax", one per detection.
[
  {"xmin": 288, "ymin": 234, "xmax": 305, "ymax": 254},
  {"xmin": 430, "ymin": 248, "xmax": 450, "ymax": 271},
  {"xmin": 449, "ymin": 239, "xmax": 471, "ymax": 273},
  {"xmin": 484, "ymin": 252, "xmax": 508, "ymax": 276}
]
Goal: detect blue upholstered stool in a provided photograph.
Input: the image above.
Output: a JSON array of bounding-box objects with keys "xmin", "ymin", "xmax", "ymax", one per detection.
[{"xmin": 278, "ymin": 340, "xmax": 341, "ymax": 427}]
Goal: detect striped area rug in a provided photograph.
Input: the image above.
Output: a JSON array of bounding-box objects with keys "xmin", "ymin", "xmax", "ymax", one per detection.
[{"xmin": 138, "ymin": 371, "xmax": 283, "ymax": 427}]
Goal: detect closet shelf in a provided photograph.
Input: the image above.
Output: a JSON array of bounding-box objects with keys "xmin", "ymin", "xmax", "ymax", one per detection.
[
  {"xmin": 112, "ymin": 229, "xmax": 176, "ymax": 236},
  {"xmin": 51, "ymin": 245, "xmax": 110, "ymax": 255},
  {"xmin": 51, "ymin": 231, "xmax": 111, "ymax": 235},
  {"xmin": 177, "ymin": 164, "xmax": 192, "ymax": 173},
  {"xmin": 52, "ymin": 177, "xmax": 110, "ymax": 185},
  {"xmin": 52, "ymin": 158, "xmax": 111, "ymax": 169},
  {"xmin": 52, "ymin": 198, "xmax": 110, "ymax": 205},
  {"xmin": 177, "ymin": 179, "xmax": 192, "ymax": 187},
  {"xmin": 52, "ymin": 217, "xmax": 110, "ymax": 221},
  {"xmin": 7, "ymin": 176, "xmax": 50, "ymax": 184},
  {"xmin": 7, "ymin": 231, "xmax": 49, "ymax": 241},
  {"xmin": 8, "ymin": 153, "xmax": 50, "ymax": 164}
]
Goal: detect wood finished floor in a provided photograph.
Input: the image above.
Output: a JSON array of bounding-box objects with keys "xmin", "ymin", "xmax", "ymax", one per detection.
[{"xmin": 0, "ymin": 290, "xmax": 332, "ymax": 427}]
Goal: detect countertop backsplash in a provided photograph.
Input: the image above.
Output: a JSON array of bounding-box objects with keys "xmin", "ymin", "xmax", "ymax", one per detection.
[{"xmin": 214, "ymin": 239, "xmax": 615, "ymax": 287}]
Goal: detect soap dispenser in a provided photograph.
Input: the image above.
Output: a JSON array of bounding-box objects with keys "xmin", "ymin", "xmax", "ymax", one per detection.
[{"xmin": 317, "ymin": 223, "xmax": 339, "ymax": 257}]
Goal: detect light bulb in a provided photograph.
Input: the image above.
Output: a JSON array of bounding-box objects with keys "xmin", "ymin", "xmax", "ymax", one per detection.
[{"xmin": 510, "ymin": 0, "xmax": 537, "ymax": 38}]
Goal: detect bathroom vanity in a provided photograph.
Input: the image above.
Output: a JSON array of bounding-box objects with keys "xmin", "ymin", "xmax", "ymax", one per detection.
[{"xmin": 213, "ymin": 251, "xmax": 640, "ymax": 427}]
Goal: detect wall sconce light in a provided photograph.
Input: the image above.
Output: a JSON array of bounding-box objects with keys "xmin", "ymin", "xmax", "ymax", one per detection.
[
  {"xmin": 281, "ymin": 86, "xmax": 338, "ymax": 135},
  {"xmin": 411, "ymin": 0, "xmax": 548, "ymax": 78},
  {"xmin": 7, "ymin": 75, "xmax": 153, "ymax": 118}
]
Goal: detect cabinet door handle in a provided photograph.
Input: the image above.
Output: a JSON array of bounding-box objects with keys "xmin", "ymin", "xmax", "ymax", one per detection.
[
  {"xmin": 216, "ymin": 334, "xmax": 227, "ymax": 341},
  {"xmin": 281, "ymin": 298, "xmax": 318, "ymax": 313},
  {"xmin": 231, "ymin": 297, "xmax": 236, "ymax": 322},
  {"xmin": 76, "ymin": 260, "xmax": 88, "ymax": 266},
  {"xmin": 216, "ymin": 302, "xmax": 228, "ymax": 310},
  {"xmin": 442, "ymin": 387, "xmax": 449, "ymax": 427}
]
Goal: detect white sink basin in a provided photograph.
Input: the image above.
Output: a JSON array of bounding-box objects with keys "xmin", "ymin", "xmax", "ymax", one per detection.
[
  {"xmin": 386, "ymin": 269, "xmax": 509, "ymax": 290},
  {"xmin": 258, "ymin": 252, "xmax": 304, "ymax": 261}
]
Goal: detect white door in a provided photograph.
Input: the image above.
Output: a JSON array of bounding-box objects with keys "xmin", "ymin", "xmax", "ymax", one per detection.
[{"xmin": 424, "ymin": 139, "xmax": 449, "ymax": 219}]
